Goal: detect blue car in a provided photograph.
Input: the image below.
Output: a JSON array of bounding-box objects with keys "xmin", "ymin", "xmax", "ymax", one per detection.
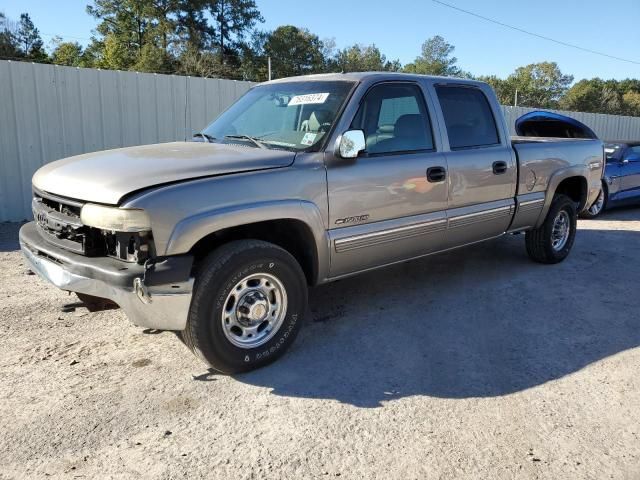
[{"xmin": 582, "ymin": 141, "xmax": 640, "ymax": 218}]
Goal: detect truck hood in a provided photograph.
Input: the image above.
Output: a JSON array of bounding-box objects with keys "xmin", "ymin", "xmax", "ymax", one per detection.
[{"xmin": 32, "ymin": 142, "xmax": 296, "ymax": 205}]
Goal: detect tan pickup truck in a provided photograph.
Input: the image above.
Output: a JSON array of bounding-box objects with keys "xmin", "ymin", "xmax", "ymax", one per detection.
[{"xmin": 21, "ymin": 72, "xmax": 604, "ymax": 372}]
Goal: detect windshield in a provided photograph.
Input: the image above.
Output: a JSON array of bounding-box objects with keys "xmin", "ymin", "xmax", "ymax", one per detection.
[
  {"xmin": 201, "ymin": 81, "xmax": 355, "ymax": 151},
  {"xmin": 605, "ymin": 143, "xmax": 623, "ymax": 161}
]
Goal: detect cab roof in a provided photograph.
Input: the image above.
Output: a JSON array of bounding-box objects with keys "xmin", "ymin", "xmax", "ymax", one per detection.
[{"xmin": 263, "ymin": 71, "xmax": 486, "ymax": 87}]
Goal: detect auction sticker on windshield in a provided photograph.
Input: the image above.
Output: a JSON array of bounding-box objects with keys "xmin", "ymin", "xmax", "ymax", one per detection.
[
  {"xmin": 301, "ymin": 133, "xmax": 317, "ymax": 146},
  {"xmin": 288, "ymin": 93, "xmax": 330, "ymax": 106}
]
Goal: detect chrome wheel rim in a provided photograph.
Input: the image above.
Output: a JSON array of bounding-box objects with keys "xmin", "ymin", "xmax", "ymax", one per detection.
[
  {"xmin": 588, "ymin": 189, "xmax": 604, "ymax": 215},
  {"xmin": 221, "ymin": 273, "xmax": 287, "ymax": 349},
  {"xmin": 551, "ymin": 210, "xmax": 571, "ymax": 251}
]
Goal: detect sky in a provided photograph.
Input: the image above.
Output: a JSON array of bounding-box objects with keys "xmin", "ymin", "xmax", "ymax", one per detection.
[{"xmin": 1, "ymin": 0, "xmax": 639, "ymax": 81}]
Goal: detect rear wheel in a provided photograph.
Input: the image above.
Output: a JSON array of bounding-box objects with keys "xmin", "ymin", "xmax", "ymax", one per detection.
[
  {"xmin": 181, "ymin": 240, "xmax": 307, "ymax": 374},
  {"xmin": 525, "ymin": 194, "xmax": 577, "ymax": 264},
  {"xmin": 579, "ymin": 183, "xmax": 607, "ymax": 218}
]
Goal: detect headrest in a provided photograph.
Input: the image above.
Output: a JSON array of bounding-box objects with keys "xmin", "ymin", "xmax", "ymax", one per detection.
[{"xmin": 394, "ymin": 114, "xmax": 425, "ymax": 138}]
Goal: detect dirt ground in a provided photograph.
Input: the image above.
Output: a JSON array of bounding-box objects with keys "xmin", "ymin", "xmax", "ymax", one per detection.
[{"xmin": 1, "ymin": 209, "xmax": 639, "ymax": 480}]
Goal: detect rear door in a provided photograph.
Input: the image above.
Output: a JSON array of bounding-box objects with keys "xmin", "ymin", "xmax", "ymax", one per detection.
[
  {"xmin": 433, "ymin": 84, "xmax": 517, "ymax": 247},
  {"xmin": 326, "ymin": 81, "xmax": 449, "ymax": 277},
  {"xmin": 621, "ymin": 145, "xmax": 640, "ymax": 199}
]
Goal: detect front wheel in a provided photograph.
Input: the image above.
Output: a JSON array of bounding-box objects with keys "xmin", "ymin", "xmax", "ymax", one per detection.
[
  {"xmin": 181, "ymin": 240, "xmax": 307, "ymax": 374},
  {"xmin": 525, "ymin": 194, "xmax": 577, "ymax": 264}
]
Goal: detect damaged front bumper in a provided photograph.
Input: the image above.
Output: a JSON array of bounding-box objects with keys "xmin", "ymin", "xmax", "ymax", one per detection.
[{"xmin": 19, "ymin": 222, "xmax": 193, "ymax": 330}]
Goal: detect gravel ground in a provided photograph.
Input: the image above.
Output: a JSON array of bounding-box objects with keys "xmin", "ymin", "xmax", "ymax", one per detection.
[{"xmin": 1, "ymin": 210, "xmax": 639, "ymax": 480}]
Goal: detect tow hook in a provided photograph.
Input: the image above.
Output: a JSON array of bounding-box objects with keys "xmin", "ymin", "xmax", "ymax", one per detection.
[
  {"xmin": 134, "ymin": 277, "xmax": 151, "ymax": 304},
  {"xmin": 134, "ymin": 259, "xmax": 154, "ymax": 304}
]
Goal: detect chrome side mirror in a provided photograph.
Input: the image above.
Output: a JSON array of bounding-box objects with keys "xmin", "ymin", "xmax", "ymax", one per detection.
[{"xmin": 337, "ymin": 130, "xmax": 366, "ymax": 159}]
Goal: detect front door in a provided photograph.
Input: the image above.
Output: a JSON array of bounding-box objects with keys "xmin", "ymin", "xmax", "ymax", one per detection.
[
  {"xmin": 327, "ymin": 82, "xmax": 449, "ymax": 277},
  {"xmin": 433, "ymin": 84, "xmax": 517, "ymax": 247}
]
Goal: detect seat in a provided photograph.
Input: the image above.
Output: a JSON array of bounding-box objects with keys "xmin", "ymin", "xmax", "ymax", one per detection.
[
  {"xmin": 301, "ymin": 110, "xmax": 331, "ymax": 132},
  {"xmin": 369, "ymin": 114, "xmax": 430, "ymax": 154},
  {"xmin": 366, "ymin": 124, "xmax": 395, "ymax": 150}
]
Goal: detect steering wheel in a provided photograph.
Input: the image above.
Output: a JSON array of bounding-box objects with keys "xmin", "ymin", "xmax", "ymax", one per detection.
[{"xmin": 317, "ymin": 122, "xmax": 332, "ymax": 133}]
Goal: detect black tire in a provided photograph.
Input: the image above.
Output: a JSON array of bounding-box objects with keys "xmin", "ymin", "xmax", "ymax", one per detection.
[
  {"xmin": 525, "ymin": 194, "xmax": 577, "ymax": 264},
  {"xmin": 181, "ymin": 240, "xmax": 307, "ymax": 374},
  {"xmin": 579, "ymin": 182, "xmax": 608, "ymax": 219}
]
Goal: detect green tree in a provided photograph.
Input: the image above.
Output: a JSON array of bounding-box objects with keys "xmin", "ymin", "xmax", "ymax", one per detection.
[
  {"xmin": 133, "ymin": 42, "xmax": 169, "ymax": 72},
  {"xmin": 511, "ymin": 62, "xmax": 572, "ymax": 108},
  {"xmin": 100, "ymin": 33, "xmax": 134, "ymax": 70},
  {"xmin": 0, "ymin": 12, "xmax": 20, "ymax": 58},
  {"xmin": 623, "ymin": 91, "xmax": 640, "ymax": 116},
  {"xmin": 85, "ymin": 0, "xmax": 265, "ymax": 77},
  {"xmin": 87, "ymin": 0, "xmax": 179, "ymax": 72},
  {"xmin": 560, "ymin": 79, "xmax": 611, "ymax": 113},
  {"xmin": 15, "ymin": 13, "xmax": 47, "ymax": 60},
  {"xmin": 148, "ymin": 0, "xmax": 180, "ymax": 55},
  {"xmin": 51, "ymin": 40, "xmax": 83, "ymax": 66},
  {"xmin": 263, "ymin": 25, "xmax": 326, "ymax": 78},
  {"xmin": 237, "ymin": 29, "xmax": 269, "ymax": 81},
  {"xmin": 208, "ymin": 0, "xmax": 263, "ymax": 64},
  {"xmin": 335, "ymin": 44, "xmax": 400, "ymax": 72},
  {"xmin": 176, "ymin": 0, "xmax": 212, "ymax": 51},
  {"xmin": 87, "ymin": 0, "xmax": 154, "ymax": 50},
  {"xmin": 560, "ymin": 78, "xmax": 640, "ymax": 116},
  {"xmin": 475, "ymin": 74, "xmax": 512, "ymax": 104},
  {"xmin": 493, "ymin": 62, "xmax": 573, "ymax": 108},
  {"xmin": 403, "ymin": 35, "xmax": 461, "ymax": 76},
  {"xmin": 179, "ymin": 47, "xmax": 241, "ymax": 78}
]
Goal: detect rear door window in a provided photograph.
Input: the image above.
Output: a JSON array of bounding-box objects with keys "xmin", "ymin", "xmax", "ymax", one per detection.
[{"xmin": 435, "ymin": 86, "xmax": 500, "ymax": 150}]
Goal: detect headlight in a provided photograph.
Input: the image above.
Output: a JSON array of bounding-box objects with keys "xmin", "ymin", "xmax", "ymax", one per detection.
[{"xmin": 80, "ymin": 204, "xmax": 151, "ymax": 232}]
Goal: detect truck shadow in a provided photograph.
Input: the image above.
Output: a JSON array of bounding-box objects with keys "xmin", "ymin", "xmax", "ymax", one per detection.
[{"xmin": 236, "ymin": 218, "xmax": 640, "ymax": 407}]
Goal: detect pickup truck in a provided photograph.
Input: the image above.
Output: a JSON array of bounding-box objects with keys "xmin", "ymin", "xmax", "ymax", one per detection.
[{"xmin": 20, "ymin": 72, "xmax": 604, "ymax": 373}]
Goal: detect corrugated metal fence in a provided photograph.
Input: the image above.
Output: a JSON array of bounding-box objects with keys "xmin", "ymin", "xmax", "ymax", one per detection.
[
  {"xmin": 2, "ymin": 60, "xmax": 640, "ymax": 221},
  {"xmin": 0, "ymin": 61, "xmax": 254, "ymax": 221}
]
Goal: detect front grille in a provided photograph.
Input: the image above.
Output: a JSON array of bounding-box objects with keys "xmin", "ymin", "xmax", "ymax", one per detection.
[
  {"xmin": 33, "ymin": 191, "xmax": 106, "ymax": 256},
  {"xmin": 32, "ymin": 189, "xmax": 151, "ymax": 263}
]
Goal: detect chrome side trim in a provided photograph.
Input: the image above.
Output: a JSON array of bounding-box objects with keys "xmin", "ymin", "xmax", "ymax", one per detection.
[
  {"xmin": 448, "ymin": 205, "xmax": 513, "ymax": 229},
  {"xmin": 326, "ymin": 233, "xmax": 505, "ymax": 283},
  {"xmin": 334, "ymin": 218, "xmax": 447, "ymax": 253},
  {"xmin": 519, "ymin": 198, "xmax": 545, "ymax": 207},
  {"xmin": 518, "ymin": 198, "xmax": 545, "ymax": 214}
]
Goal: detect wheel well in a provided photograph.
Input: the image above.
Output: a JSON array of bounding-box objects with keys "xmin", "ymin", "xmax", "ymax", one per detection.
[
  {"xmin": 189, "ymin": 219, "xmax": 318, "ymax": 285},
  {"xmin": 555, "ymin": 176, "xmax": 588, "ymax": 210}
]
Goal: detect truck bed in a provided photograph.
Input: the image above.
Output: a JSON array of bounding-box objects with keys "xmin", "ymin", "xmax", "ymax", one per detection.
[{"xmin": 511, "ymin": 137, "xmax": 604, "ymax": 198}]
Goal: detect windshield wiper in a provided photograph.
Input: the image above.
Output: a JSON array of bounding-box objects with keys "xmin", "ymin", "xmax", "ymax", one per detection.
[
  {"xmin": 192, "ymin": 132, "xmax": 216, "ymax": 143},
  {"xmin": 224, "ymin": 134, "xmax": 268, "ymax": 149}
]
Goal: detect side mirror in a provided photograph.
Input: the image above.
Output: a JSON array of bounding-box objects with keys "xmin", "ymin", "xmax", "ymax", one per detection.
[{"xmin": 337, "ymin": 130, "xmax": 366, "ymax": 159}]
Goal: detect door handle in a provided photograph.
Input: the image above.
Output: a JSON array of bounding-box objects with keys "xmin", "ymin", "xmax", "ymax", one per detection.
[
  {"xmin": 427, "ymin": 166, "xmax": 447, "ymax": 183},
  {"xmin": 493, "ymin": 161, "xmax": 508, "ymax": 175}
]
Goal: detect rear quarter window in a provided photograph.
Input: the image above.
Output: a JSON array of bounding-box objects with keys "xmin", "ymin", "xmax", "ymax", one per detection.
[{"xmin": 436, "ymin": 86, "xmax": 500, "ymax": 150}]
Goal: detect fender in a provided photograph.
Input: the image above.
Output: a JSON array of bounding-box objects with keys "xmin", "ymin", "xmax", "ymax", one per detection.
[
  {"xmin": 164, "ymin": 199, "xmax": 330, "ymax": 284},
  {"xmin": 535, "ymin": 165, "xmax": 589, "ymax": 228}
]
